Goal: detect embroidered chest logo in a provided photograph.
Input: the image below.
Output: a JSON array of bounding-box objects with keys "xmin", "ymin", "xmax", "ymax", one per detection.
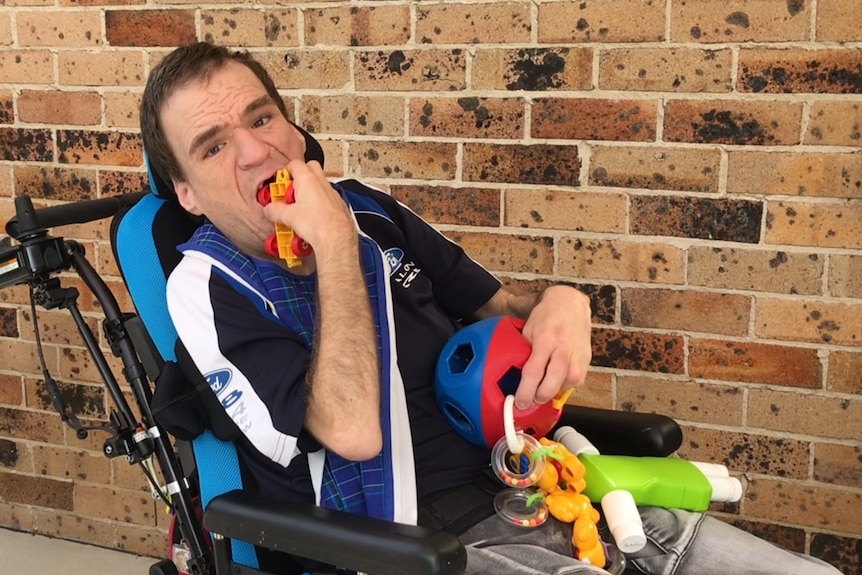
[{"xmin": 383, "ymin": 247, "xmax": 421, "ymax": 288}]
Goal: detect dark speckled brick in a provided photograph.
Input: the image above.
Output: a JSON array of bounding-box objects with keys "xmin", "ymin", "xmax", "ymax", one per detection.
[
  {"xmin": 0, "ymin": 128, "xmax": 53, "ymax": 162},
  {"xmin": 463, "ymin": 143, "xmax": 580, "ymax": 186},
  {"xmin": 0, "ymin": 93, "xmax": 13, "ymax": 125},
  {"xmin": 631, "ymin": 195, "xmax": 762, "ymax": 243},
  {"xmin": 105, "ymin": 10, "xmax": 196, "ymax": 47},
  {"xmin": 389, "ymin": 185, "xmax": 500, "ymax": 227},
  {"xmin": 739, "ymin": 48, "xmax": 862, "ymax": 94},
  {"xmin": 664, "ymin": 99, "xmax": 802, "ymax": 145},
  {"xmin": 0, "ymin": 308, "xmax": 18, "ymax": 338},
  {"xmin": 100, "ymin": 170, "xmax": 148, "ymax": 196},
  {"xmin": 591, "ymin": 327, "xmax": 684, "ymax": 373},
  {"xmin": 532, "ymin": 98, "xmax": 657, "ymax": 142},
  {"xmin": 810, "ymin": 532, "xmax": 862, "ymax": 575},
  {"xmin": 499, "ymin": 277, "xmax": 616, "ymax": 325},
  {"xmin": 14, "ymin": 166, "xmax": 96, "ymax": 202},
  {"xmin": 0, "ymin": 472, "xmax": 73, "ymax": 510},
  {"xmin": 727, "ymin": 518, "xmax": 807, "ymax": 554},
  {"xmin": 30, "ymin": 379, "xmax": 106, "ymax": 419},
  {"xmin": 57, "ymin": 130, "xmax": 142, "ymax": 167}
]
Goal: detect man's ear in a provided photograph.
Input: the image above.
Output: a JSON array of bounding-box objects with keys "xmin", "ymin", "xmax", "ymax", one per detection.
[{"xmin": 173, "ymin": 180, "xmax": 203, "ymax": 216}]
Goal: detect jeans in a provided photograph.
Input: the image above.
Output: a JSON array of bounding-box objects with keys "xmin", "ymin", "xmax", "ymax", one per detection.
[{"xmin": 460, "ymin": 506, "xmax": 844, "ymax": 575}]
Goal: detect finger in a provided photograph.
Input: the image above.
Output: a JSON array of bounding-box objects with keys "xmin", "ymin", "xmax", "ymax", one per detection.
[
  {"xmin": 515, "ymin": 346, "xmax": 549, "ymax": 410},
  {"xmin": 532, "ymin": 349, "xmax": 569, "ymax": 405}
]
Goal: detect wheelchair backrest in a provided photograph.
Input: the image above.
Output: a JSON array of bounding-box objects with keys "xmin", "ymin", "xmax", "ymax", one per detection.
[{"xmin": 111, "ymin": 125, "xmax": 324, "ymax": 569}]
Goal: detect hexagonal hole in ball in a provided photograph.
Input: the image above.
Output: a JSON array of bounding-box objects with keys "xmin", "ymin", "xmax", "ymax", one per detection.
[{"xmin": 448, "ymin": 343, "xmax": 475, "ymax": 374}]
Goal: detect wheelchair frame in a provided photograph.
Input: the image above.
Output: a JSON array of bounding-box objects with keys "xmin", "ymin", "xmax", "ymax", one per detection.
[{"xmin": 2, "ymin": 192, "xmax": 683, "ymax": 575}]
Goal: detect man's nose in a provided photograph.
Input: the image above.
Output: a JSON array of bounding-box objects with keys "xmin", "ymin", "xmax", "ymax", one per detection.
[{"xmin": 234, "ymin": 129, "xmax": 268, "ymax": 168}]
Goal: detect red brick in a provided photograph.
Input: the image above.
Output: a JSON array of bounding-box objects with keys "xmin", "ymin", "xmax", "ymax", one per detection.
[
  {"xmin": 416, "ymin": 2, "xmax": 531, "ymax": 44},
  {"xmin": 739, "ymin": 48, "xmax": 862, "ymax": 94},
  {"xmin": 539, "ymin": 0, "xmax": 665, "ymax": 43},
  {"xmin": 115, "ymin": 523, "xmax": 168, "ymax": 557},
  {"xmin": 14, "ymin": 166, "xmax": 98, "ymax": 202},
  {"xmin": 590, "ymin": 145, "xmax": 721, "ymax": 193},
  {"xmin": 505, "ymin": 189, "xmax": 626, "ymax": 233},
  {"xmin": 99, "ymin": 170, "xmax": 148, "ymax": 197},
  {"xmin": 306, "ymin": 5, "xmax": 410, "ymax": 46},
  {"xmin": 0, "ymin": 500, "xmax": 35, "ymax": 532},
  {"xmin": 0, "ymin": 50, "xmax": 53, "ymax": 84},
  {"xmin": 355, "ymin": 49, "xmax": 466, "ymax": 91},
  {"xmin": 472, "ymin": 47, "xmax": 592, "ymax": 91},
  {"xmin": 670, "ymin": 0, "xmax": 810, "ymax": 43},
  {"xmin": 617, "ymin": 376, "xmax": 745, "ymax": 426},
  {"xmin": 105, "ymin": 10, "xmax": 195, "ymax": 47},
  {"xmin": 689, "ymin": 339, "xmax": 822, "ymax": 388},
  {"xmin": 664, "ymin": 100, "xmax": 802, "ymax": 145},
  {"xmin": 104, "ymin": 92, "xmax": 141, "ymax": 128},
  {"xmin": 532, "ymin": 98, "xmax": 657, "ymax": 142},
  {"xmin": 389, "ymin": 185, "xmax": 500, "ymax": 227},
  {"xmin": 463, "ymin": 143, "xmax": 580, "ymax": 186},
  {"xmin": 410, "ymin": 97, "xmax": 525, "ymax": 139},
  {"xmin": 728, "ymin": 151, "xmax": 862, "ymax": 199},
  {"xmin": 0, "ymin": 13, "xmax": 11, "ymax": 46},
  {"xmin": 348, "ymin": 141, "xmax": 456, "ymax": 180},
  {"xmin": 202, "ymin": 9, "xmax": 298, "ymax": 48},
  {"xmin": 766, "ymin": 200, "xmax": 862, "ymax": 249},
  {"xmin": 443, "ymin": 231, "xmax": 554, "ymax": 275},
  {"xmin": 600, "ymin": 48, "xmax": 733, "ymax": 92},
  {"xmin": 622, "ymin": 289, "xmax": 751, "ymax": 336},
  {"xmin": 558, "ymin": 237, "xmax": 686, "ymax": 284},
  {"xmin": 688, "ymin": 247, "xmax": 823, "ymax": 296},
  {"xmin": 17, "ymin": 90, "xmax": 101, "ymax": 125}
]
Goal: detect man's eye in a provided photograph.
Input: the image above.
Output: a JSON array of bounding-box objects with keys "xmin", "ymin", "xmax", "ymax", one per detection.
[
  {"xmin": 252, "ymin": 115, "xmax": 271, "ymax": 129},
  {"xmin": 204, "ymin": 143, "xmax": 223, "ymax": 158}
]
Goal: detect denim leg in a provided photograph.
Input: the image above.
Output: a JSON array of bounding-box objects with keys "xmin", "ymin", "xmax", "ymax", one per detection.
[
  {"xmin": 626, "ymin": 507, "xmax": 845, "ymax": 575},
  {"xmin": 460, "ymin": 515, "xmax": 610, "ymax": 575}
]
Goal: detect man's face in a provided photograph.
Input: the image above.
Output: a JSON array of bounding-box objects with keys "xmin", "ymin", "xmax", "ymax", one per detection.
[{"xmin": 161, "ymin": 60, "xmax": 306, "ymax": 259}]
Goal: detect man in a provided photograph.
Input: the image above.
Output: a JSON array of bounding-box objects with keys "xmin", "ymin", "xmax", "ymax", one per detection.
[{"xmin": 140, "ymin": 42, "xmax": 842, "ymax": 575}]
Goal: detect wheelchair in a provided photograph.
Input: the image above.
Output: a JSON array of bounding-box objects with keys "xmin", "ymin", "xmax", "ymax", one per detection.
[{"xmin": 2, "ymin": 126, "xmax": 683, "ymax": 575}]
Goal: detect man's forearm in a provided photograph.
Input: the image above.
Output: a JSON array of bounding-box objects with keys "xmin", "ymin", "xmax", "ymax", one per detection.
[{"xmin": 304, "ymin": 237, "xmax": 382, "ymax": 461}]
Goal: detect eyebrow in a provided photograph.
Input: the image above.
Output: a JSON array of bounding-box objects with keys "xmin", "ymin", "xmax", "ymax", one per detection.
[{"xmin": 187, "ymin": 95, "xmax": 276, "ymax": 158}]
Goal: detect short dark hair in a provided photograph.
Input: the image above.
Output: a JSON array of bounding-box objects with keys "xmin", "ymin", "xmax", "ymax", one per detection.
[{"xmin": 140, "ymin": 42, "xmax": 288, "ymax": 199}]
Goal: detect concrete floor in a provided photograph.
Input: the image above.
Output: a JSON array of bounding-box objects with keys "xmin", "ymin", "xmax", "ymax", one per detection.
[{"xmin": 1, "ymin": 527, "xmax": 155, "ymax": 575}]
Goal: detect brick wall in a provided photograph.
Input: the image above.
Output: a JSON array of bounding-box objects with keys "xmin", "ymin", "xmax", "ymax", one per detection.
[{"xmin": 1, "ymin": 0, "xmax": 860, "ymax": 572}]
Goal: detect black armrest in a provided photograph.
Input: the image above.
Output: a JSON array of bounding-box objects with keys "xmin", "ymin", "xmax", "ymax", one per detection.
[
  {"xmin": 554, "ymin": 405, "xmax": 682, "ymax": 457},
  {"xmin": 204, "ymin": 490, "xmax": 466, "ymax": 575}
]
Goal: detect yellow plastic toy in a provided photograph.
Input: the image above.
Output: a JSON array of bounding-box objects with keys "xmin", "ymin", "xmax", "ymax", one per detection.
[{"xmin": 256, "ymin": 168, "xmax": 312, "ymax": 268}]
